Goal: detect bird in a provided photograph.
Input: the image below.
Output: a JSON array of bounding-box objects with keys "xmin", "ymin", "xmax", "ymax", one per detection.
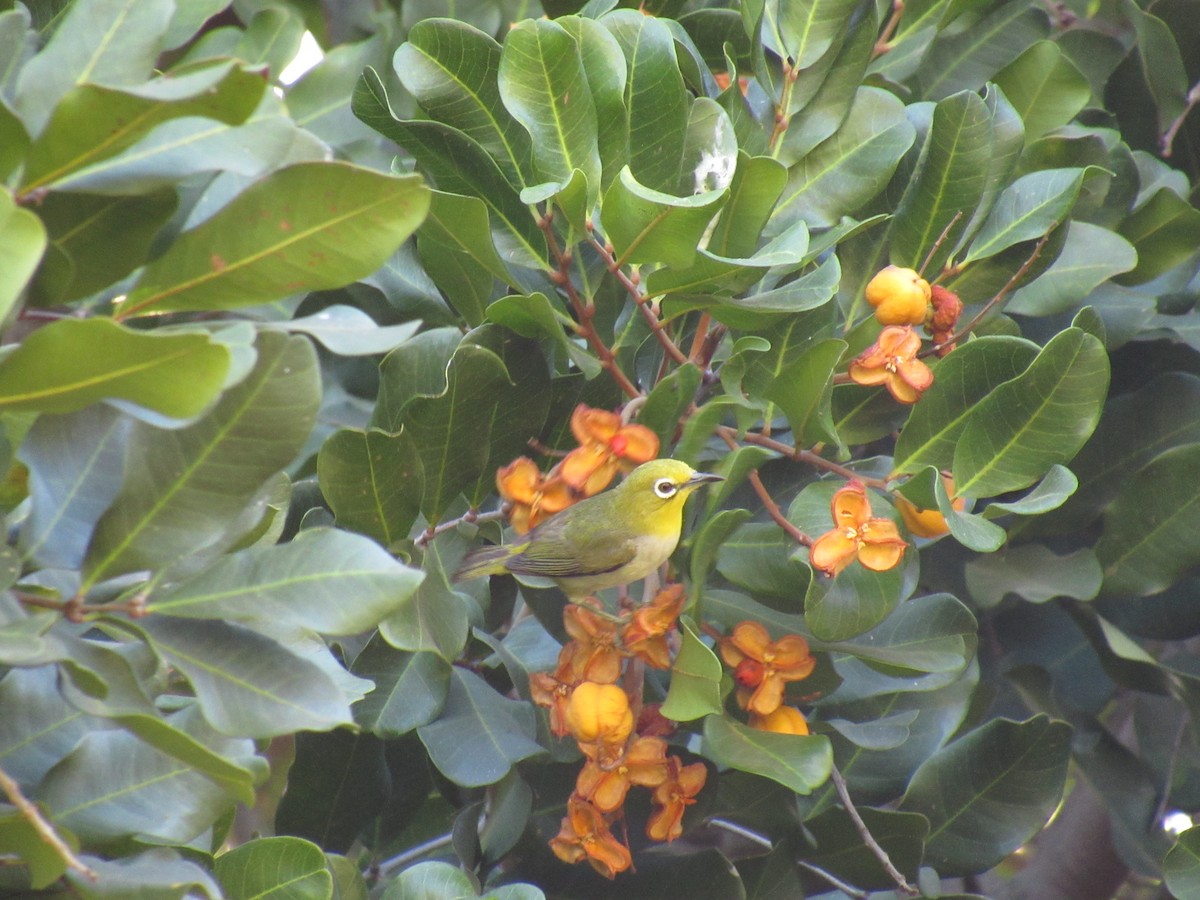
[{"xmin": 454, "ymin": 459, "xmax": 723, "ymax": 598}]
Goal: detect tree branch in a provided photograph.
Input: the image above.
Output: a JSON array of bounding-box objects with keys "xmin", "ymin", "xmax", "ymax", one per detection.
[
  {"xmin": 1161, "ymin": 80, "xmax": 1200, "ymax": 158},
  {"xmin": 589, "ymin": 237, "xmax": 689, "ymax": 366},
  {"xmin": 0, "ymin": 765, "xmax": 96, "ymax": 882},
  {"xmin": 830, "ymin": 764, "xmax": 918, "ymax": 896},
  {"xmin": 416, "ymin": 509, "xmax": 507, "ymax": 549}
]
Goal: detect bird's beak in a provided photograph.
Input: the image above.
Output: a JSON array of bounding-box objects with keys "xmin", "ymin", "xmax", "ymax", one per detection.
[{"xmin": 685, "ymin": 472, "xmax": 724, "ymax": 488}]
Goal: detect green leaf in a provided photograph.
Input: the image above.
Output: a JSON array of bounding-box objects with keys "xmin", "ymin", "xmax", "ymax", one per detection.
[
  {"xmin": 639, "ymin": 363, "xmax": 702, "ymax": 449},
  {"xmin": 84, "ymin": 333, "xmax": 318, "ymax": 584},
  {"xmin": 965, "ymin": 544, "xmax": 1101, "ymax": 606},
  {"xmin": 382, "ymin": 861, "xmax": 479, "ymax": 900},
  {"xmin": 917, "ymin": 1, "xmax": 1049, "ymax": 101},
  {"xmin": 13, "ymin": 0, "xmax": 174, "ymax": 134},
  {"xmin": 982, "ymin": 463, "xmax": 1078, "ymax": 518},
  {"xmin": 716, "ymin": 522, "xmax": 807, "ymax": 599},
  {"xmin": 601, "ymin": 166, "xmax": 726, "ymax": 269},
  {"xmin": 0, "ymin": 667, "xmax": 96, "ymax": 785},
  {"xmin": 498, "ymin": 19, "xmax": 600, "ymax": 194},
  {"xmin": 659, "ymin": 616, "xmax": 723, "ymax": 722},
  {"xmin": 557, "ymin": 17, "xmax": 627, "ymax": 190},
  {"xmin": 763, "ymin": 339, "xmax": 845, "ymax": 446},
  {"xmin": 118, "ymin": 163, "xmax": 430, "ymax": 318},
  {"xmin": 214, "ymin": 837, "xmax": 332, "ymax": 900},
  {"xmin": 963, "ymin": 167, "xmax": 1086, "ymax": 263},
  {"xmin": 702, "ymin": 715, "xmax": 833, "ymax": 794},
  {"xmin": 899, "ymin": 715, "xmax": 1071, "ymax": 877},
  {"xmin": 0, "ymin": 188, "xmax": 45, "ymax": 323},
  {"xmin": 0, "ymin": 807, "xmax": 71, "ymax": 888},
  {"xmin": 993, "ymin": 41, "xmax": 1090, "ymax": 143},
  {"xmin": 822, "ymin": 592, "xmax": 976, "ymax": 675},
  {"xmin": 706, "ymin": 152, "xmax": 788, "ymax": 259},
  {"xmin": 66, "ymin": 849, "xmax": 223, "ymax": 898},
  {"xmin": 893, "ymin": 336, "xmax": 1038, "ymax": 476},
  {"xmin": 30, "ymin": 190, "xmax": 176, "ymax": 306},
  {"xmin": 275, "ymin": 730, "xmax": 388, "ymax": 854},
  {"xmin": 486, "ymin": 292, "xmax": 602, "ymax": 379},
  {"xmin": 953, "ymin": 327, "xmax": 1109, "ymax": 497},
  {"xmin": 800, "ymin": 807, "xmax": 927, "ymax": 892},
  {"xmin": 0, "ymin": 318, "xmax": 230, "ymax": 418},
  {"xmin": 1096, "ymin": 443, "xmax": 1200, "ymax": 597},
  {"xmin": 890, "ymin": 90, "xmax": 992, "ymax": 271},
  {"xmin": 1007, "ymin": 221, "xmax": 1137, "ymax": 316},
  {"xmin": 1120, "ymin": 0, "xmax": 1189, "ymax": 135},
  {"xmin": 37, "ymin": 705, "xmax": 257, "ymax": 844},
  {"xmin": 417, "ymin": 668, "xmax": 543, "ymax": 787},
  {"xmin": 1165, "ymin": 827, "xmax": 1200, "ymax": 900},
  {"xmin": 771, "ymin": 0, "xmax": 860, "ymax": 68},
  {"xmin": 419, "ymin": 190, "xmax": 514, "ymax": 311},
  {"xmin": 603, "ymin": 11, "xmax": 689, "ymax": 194},
  {"xmin": 770, "ymin": 86, "xmax": 914, "ymax": 231},
  {"xmin": 318, "ymin": 428, "xmax": 424, "ymax": 546},
  {"xmin": 395, "ymin": 18, "xmax": 531, "ymax": 189},
  {"xmin": 146, "ymin": 528, "xmax": 424, "ymax": 635},
  {"xmin": 1116, "ymin": 187, "xmax": 1200, "ymax": 285},
  {"xmin": 352, "ymin": 638, "xmax": 451, "ymax": 737},
  {"xmin": 21, "ymin": 63, "xmax": 266, "ymax": 193},
  {"xmin": 136, "ymin": 616, "xmax": 353, "ymax": 737},
  {"xmin": 265, "ymin": 306, "xmax": 422, "ymax": 357},
  {"xmin": 380, "ymin": 532, "xmax": 473, "ymax": 662}
]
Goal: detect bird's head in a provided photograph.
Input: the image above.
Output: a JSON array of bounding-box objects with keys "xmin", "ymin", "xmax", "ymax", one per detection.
[{"xmin": 616, "ymin": 459, "xmax": 724, "ymax": 520}]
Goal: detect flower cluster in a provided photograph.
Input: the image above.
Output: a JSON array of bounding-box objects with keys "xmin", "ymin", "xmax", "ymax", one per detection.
[
  {"xmin": 810, "ymin": 481, "xmax": 908, "ymax": 577},
  {"xmin": 849, "ymin": 325, "xmax": 934, "ymax": 405},
  {"xmin": 497, "ymin": 404, "xmax": 658, "ymax": 533},
  {"xmin": 534, "ymin": 586, "xmax": 705, "ymax": 878},
  {"xmin": 719, "ymin": 621, "xmax": 816, "ymax": 735}
]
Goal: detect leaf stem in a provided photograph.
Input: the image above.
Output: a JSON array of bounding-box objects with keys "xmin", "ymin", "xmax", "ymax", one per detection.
[
  {"xmin": 15, "ymin": 590, "xmax": 146, "ymax": 622},
  {"xmin": 0, "ymin": 765, "xmax": 97, "ymax": 881},
  {"xmin": 797, "ymin": 860, "xmax": 869, "ymax": 899},
  {"xmin": 1161, "ymin": 80, "xmax": 1200, "ymax": 158},
  {"xmin": 919, "ymin": 210, "xmax": 963, "ymax": 278},
  {"xmin": 589, "ymin": 237, "xmax": 688, "ymax": 366},
  {"xmin": 416, "ymin": 509, "xmax": 507, "ymax": 549},
  {"xmin": 717, "ymin": 429, "xmax": 811, "ymax": 545},
  {"xmin": 830, "ymin": 764, "xmax": 919, "ymax": 896},
  {"xmin": 538, "ymin": 215, "xmax": 641, "ymax": 398},
  {"xmin": 717, "ymin": 426, "xmax": 889, "ymax": 489},
  {"xmin": 873, "ymin": 0, "xmax": 906, "ymax": 58}
]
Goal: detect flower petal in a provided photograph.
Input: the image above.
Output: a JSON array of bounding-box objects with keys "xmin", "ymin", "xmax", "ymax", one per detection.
[
  {"xmin": 571, "ymin": 404, "xmax": 621, "ymax": 444},
  {"xmin": 748, "ymin": 673, "xmax": 785, "ymax": 716},
  {"xmin": 809, "ymin": 529, "xmax": 859, "ymax": 577},
  {"xmin": 559, "ymin": 444, "xmax": 610, "ymax": 491},
  {"xmin": 496, "ymin": 457, "xmax": 541, "ymax": 504},
  {"xmin": 831, "ymin": 483, "xmax": 871, "ymax": 525},
  {"xmin": 896, "ymin": 357, "xmax": 933, "ymax": 392},
  {"xmin": 614, "ymin": 423, "xmax": 659, "ymax": 462},
  {"xmin": 857, "ymin": 537, "xmax": 906, "ymax": 571},
  {"xmin": 849, "ymin": 361, "xmax": 891, "ymax": 387},
  {"xmin": 729, "ymin": 621, "xmax": 771, "ymax": 661}
]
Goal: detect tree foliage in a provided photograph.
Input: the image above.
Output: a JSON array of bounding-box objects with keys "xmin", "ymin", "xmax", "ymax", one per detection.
[{"xmin": 1, "ymin": 0, "xmax": 1199, "ymax": 897}]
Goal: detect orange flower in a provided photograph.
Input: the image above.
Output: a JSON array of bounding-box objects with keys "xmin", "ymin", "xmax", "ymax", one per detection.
[
  {"xmin": 565, "ymin": 681, "xmax": 634, "ymax": 747},
  {"xmin": 530, "ymin": 644, "xmax": 582, "ymax": 738},
  {"xmin": 620, "ymin": 584, "xmax": 686, "ymax": 669},
  {"xmin": 749, "ymin": 705, "xmax": 810, "ymax": 736},
  {"xmin": 560, "ymin": 405, "xmax": 659, "ymax": 496},
  {"xmin": 809, "ymin": 481, "xmax": 908, "ymax": 578},
  {"xmin": 848, "ymin": 325, "xmax": 934, "ymax": 404},
  {"xmin": 550, "ymin": 797, "xmax": 633, "ymax": 878},
  {"xmin": 563, "ymin": 602, "xmax": 623, "ymax": 684},
  {"xmin": 576, "ymin": 736, "xmax": 670, "ymax": 812},
  {"xmin": 719, "ymin": 621, "xmax": 816, "ymax": 716},
  {"xmin": 894, "ymin": 473, "xmax": 966, "ymax": 539},
  {"xmin": 647, "ymin": 757, "xmax": 707, "ymax": 843},
  {"xmin": 496, "ymin": 457, "xmax": 575, "ymax": 534}
]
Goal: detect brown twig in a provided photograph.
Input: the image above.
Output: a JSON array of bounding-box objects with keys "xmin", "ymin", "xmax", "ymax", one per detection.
[
  {"xmin": 830, "ymin": 764, "xmax": 919, "ymax": 896},
  {"xmin": 416, "ymin": 509, "xmax": 507, "ymax": 549},
  {"xmin": 872, "ymin": 0, "xmax": 906, "ymax": 58},
  {"xmin": 0, "ymin": 765, "xmax": 96, "ymax": 881},
  {"xmin": 919, "ymin": 210, "xmax": 964, "ymax": 278},
  {"xmin": 768, "ymin": 64, "xmax": 802, "ymax": 156},
  {"xmin": 717, "ymin": 426, "xmax": 889, "ymax": 490},
  {"xmin": 589, "ymin": 237, "xmax": 689, "ymax": 366},
  {"xmin": 717, "ymin": 429, "xmax": 811, "ymax": 546},
  {"xmin": 1161, "ymin": 80, "xmax": 1200, "ymax": 158},
  {"xmin": 15, "ymin": 590, "xmax": 146, "ymax": 622},
  {"xmin": 538, "ymin": 216, "xmax": 641, "ymax": 398},
  {"xmin": 797, "ymin": 860, "xmax": 869, "ymax": 899},
  {"xmin": 925, "ymin": 227, "xmax": 1055, "ymax": 357},
  {"xmin": 688, "ymin": 312, "xmax": 713, "ymax": 361}
]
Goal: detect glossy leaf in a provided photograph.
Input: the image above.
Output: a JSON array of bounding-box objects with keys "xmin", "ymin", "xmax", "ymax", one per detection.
[
  {"xmin": 0, "ymin": 318, "xmax": 229, "ymax": 418},
  {"xmin": 352, "ymin": 638, "xmax": 451, "ymax": 737},
  {"xmin": 417, "ymin": 668, "xmax": 543, "ymax": 787},
  {"xmin": 763, "ymin": 339, "xmax": 845, "ymax": 446},
  {"xmin": 702, "ymin": 715, "xmax": 833, "ymax": 794},
  {"xmin": 118, "ymin": 163, "xmax": 430, "ymax": 318},
  {"xmin": 1007, "ymin": 221, "xmax": 1137, "ymax": 316},
  {"xmin": 601, "ymin": 166, "xmax": 726, "ymax": 269},
  {"xmin": 993, "ymin": 41, "xmax": 1090, "ymax": 143},
  {"xmin": 660, "ymin": 616, "xmax": 724, "ymax": 722},
  {"xmin": 1165, "ymin": 827, "xmax": 1200, "ymax": 900},
  {"xmin": 214, "ymin": 837, "xmax": 331, "ymax": 900},
  {"xmin": 965, "ymin": 544, "xmax": 1101, "ymax": 606},
  {"xmin": 318, "ymin": 428, "xmax": 424, "ymax": 545},
  {"xmin": 963, "ymin": 167, "xmax": 1086, "ymax": 263},
  {"xmin": 1117, "ymin": 187, "xmax": 1200, "ymax": 285},
  {"xmin": 557, "ymin": 17, "xmax": 627, "ymax": 189},
  {"xmin": 265, "ymin": 306, "xmax": 421, "ymax": 357},
  {"xmin": 917, "ymin": 1, "xmax": 1049, "ymax": 101},
  {"xmin": 0, "ymin": 187, "xmax": 45, "ymax": 323},
  {"xmin": 84, "ymin": 333, "xmax": 317, "ymax": 584},
  {"xmin": 900, "ymin": 715, "xmax": 1071, "ymax": 876}
]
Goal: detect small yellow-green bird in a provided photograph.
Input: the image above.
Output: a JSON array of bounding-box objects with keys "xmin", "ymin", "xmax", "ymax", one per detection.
[{"xmin": 454, "ymin": 459, "xmax": 722, "ymax": 598}]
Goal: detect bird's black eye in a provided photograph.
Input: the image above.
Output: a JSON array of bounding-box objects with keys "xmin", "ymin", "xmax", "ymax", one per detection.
[{"xmin": 653, "ymin": 478, "xmax": 677, "ymax": 499}]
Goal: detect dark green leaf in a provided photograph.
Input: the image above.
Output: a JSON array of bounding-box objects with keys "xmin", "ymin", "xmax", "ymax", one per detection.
[
  {"xmin": 993, "ymin": 41, "xmax": 1090, "ymax": 143},
  {"xmin": 1165, "ymin": 827, "xmax": 1200, "ymax": 900},
  {"xmin": 965, "ymin": 544, "xmax": 1101, "ymax": 606},
  {"xmin": 963, "ymin": 167, "xmax": 1085, "ymax": 263},
  {"xmin": 352, "ymin": 637, "xmax": 451, "ymax": 737},
  {"xmin": 702, "ymin": 715, "xmax": 833, "ymax": 794},
  {"xmin": 318, "ymin": 428, "xmax": 424, "ymax": 546},
  {"xmin": 601, "ymin": 166, "xmax": 726, "ymax": 269},
  {"xmin": 0, "ymin": 188, "xmax": 46, "ymax": 323},
  {"xmin": 214, "ymin": 837, "xmax": 332, "ymax": 900},
  {"xmin": 660, "ymin": 616, "xmax": 723, "ymax": 721},
  {"xmin": 1007, "ymin": 221, "xmax": 1137, "ymax": 316},
  {"xmin": 917, "ymin": 1, "xmax": 1049, "ymax": 101},
  {"xmin": 1116, "ymin": 187, "xmax": 1200, "ymax": 285}
]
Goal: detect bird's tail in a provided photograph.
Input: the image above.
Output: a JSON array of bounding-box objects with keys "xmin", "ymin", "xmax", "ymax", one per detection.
[{"xmin": 454, "ymin": 544, "xmax": 515, "ymax": 582}]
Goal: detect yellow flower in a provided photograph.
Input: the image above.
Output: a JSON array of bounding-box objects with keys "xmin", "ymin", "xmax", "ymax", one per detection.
[
  {"xmin": 560, "ymin": 404, "xmax": 659, "ymax": 496},
  {"xmin": 749, "ymin": 705, "xmax": 810, "ymax": 735},
  {"xmin": 865, "ymin": 265, "xmax": 931, "ymax": 326},
  {"xmin": 894, "ymin": 473, "xmax": 966, "ymax": 538},
  {"xmin": 550, "ymin": 797, "xmax": 633, "ymax": 878},
  {"xmin": 848, "ymin": 325, "xmax": 934, "ymax": 404},
  {"xmin": 496, "ymin": 457, "xmax": 575, "ymax": 534},
  {"xmin": 719, "ymin": 621, "xmax": 816, "ymax": 717},
  {"xmin": 809, "ymin": 481, "xmax": 908, "ymax": 577},
  {"xmin": 565, "ymin": 682, "xmax": 634, "ymax": 747}
]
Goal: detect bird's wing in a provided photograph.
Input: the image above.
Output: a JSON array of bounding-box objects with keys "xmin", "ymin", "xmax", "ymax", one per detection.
[{"xmin": 504, "ymin": 513, "xmax": 637, "ymax": 578}]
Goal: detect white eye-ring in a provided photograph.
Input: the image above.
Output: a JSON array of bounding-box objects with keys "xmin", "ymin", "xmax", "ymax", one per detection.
[{"xmin": 653, "ymin": 478, "xmax": 677, "ymax": 499}]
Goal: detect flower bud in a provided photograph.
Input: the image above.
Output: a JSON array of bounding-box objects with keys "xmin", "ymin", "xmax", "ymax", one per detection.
[
  {"xmin": 566, "ymin": 681, "xmax": 634, "ymax": 746},
  {"xmin": 865, "ymin": 266, "xmax": 931, "ymax": 326},
  {"xmin": 749, "ymin": 706, "xmax": 810, "ymax": 736}
]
